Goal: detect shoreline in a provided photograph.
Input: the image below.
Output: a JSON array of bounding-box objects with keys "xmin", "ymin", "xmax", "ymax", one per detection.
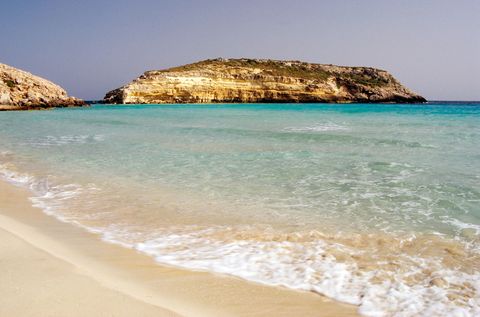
[
  {"xmin": 0, "ymin": 226, "xmax": 180, "ymax": 317},
  {"xmin": 0, "ymin": 104, "xmax": 87, "ymax": 111},
  {"xmin": 0, "ymin": 179, "xmax": 358, "ymax": 317}
]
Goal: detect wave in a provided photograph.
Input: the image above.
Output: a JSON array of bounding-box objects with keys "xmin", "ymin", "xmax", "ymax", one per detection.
[
  {"xmin": 283, "ymin": 122, "xmax": 350, "ymax": 132},
  {"xmin": 0, "ymin": 162, "xmax": 479, "ymax": 316},
  {"xmin": 129, "ymin": 227, "xmax": 480, "ymax": 317},
  {"xmin": 21, "ymin": 134, "xmax": 105, "ymax": 147}
]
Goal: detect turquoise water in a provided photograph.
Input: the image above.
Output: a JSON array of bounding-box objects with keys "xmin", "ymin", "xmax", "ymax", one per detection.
[{"xmin": 1, "ymin": 103, "xmax": 479, "ymax": 316}]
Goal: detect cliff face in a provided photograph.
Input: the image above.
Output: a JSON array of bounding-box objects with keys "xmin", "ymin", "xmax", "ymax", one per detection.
[
  {"xmin": 104, "ymin": 58, "xmax": 426, "ymax": 104},
  {"xmin": 0, "ymin": 63, "xmax": 85, "ymax": 110}
]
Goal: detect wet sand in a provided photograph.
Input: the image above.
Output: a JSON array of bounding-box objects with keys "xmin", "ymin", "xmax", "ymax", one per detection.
[{"xmin": 0, "ymin": 180, "xmax": 358, "ymax": 317}]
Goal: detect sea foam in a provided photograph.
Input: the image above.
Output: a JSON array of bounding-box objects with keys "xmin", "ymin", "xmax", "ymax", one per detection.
[
  {"xmin": 283, "ymin": 122, "xmax": 349, "ymax": 132},
  {"xmin": 1, "ymin": 103, "xmax": 480, "ymax": 317},
  {"xmin": 1, "ymin": 162, "xmax": 480, "ymax": 316}
]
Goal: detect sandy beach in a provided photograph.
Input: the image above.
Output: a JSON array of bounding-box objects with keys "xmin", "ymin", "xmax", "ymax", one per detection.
[
  {"xmin": 1, "ymin": 1, "xmax": 478, "ymax": 315},
  {"xmin": 0, "ymin": 180, "xmax": 358, "ymax": 317},
  {"xmin": 0, "ymin": 227, "xmax": 180, "ymax": 317}
]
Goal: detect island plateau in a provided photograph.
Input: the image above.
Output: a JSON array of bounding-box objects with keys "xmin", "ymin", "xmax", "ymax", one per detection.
[{"xmin": 104, "ymin": 58, "xmax": 426, "ymax": 104}]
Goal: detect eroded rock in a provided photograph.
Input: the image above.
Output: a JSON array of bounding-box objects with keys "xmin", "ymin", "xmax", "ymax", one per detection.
[
  {"xmin": 0, "ymin": 63, "xmax": 85, "ymax": 110},
  {"xmin": 104, "ymin": 58, "xmax": 426, "ymax": 104}
]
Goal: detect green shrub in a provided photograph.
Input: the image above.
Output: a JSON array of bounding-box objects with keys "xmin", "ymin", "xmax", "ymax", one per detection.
[{"xmin": 4, "ymin": 79, "xmax": 16, "ymax": 88}]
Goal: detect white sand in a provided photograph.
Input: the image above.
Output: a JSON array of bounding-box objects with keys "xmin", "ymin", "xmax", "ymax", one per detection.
[{"xmin": 0, "ymin": 180, "xmax": 358, "ymax": 316}]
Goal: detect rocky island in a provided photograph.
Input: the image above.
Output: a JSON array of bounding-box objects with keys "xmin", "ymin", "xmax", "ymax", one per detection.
[
  {"xmin": 104, "ymin": 58, "xmax": 426, "ymax": 104},
  {"xmin": 0, "ymin": 63, "xmax": 85, "ymax": 110}
]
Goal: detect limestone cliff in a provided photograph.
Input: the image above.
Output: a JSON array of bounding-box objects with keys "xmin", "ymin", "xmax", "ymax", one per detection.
[
  {"xmin": 0, "ymin": 63, "xmax": 85, "ymax": 110},
  {"xmin": 104, "ymin": 58, "xmax": 426, "ymax": 104}
]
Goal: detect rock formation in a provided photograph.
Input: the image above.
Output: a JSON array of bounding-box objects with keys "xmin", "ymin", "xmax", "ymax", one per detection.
[
  {"xmin": 0, "ymin": 63, "xmax": 85, "ymax": 110},
  {"xmin": 104, "ymin": 58, "xmax": 426, "ymax": 104}
]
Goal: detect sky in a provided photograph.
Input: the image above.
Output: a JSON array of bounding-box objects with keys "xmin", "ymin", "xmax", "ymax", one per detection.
[{"xmin": 1, "ymin": 0, "xmax": 479, "ymax": 101}]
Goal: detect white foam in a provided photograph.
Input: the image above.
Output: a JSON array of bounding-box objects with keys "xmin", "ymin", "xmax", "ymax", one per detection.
[
  {"xmin": 283, "ymin": 122, "xmax": 349, "ymax": 132},
  {"xmin": 1, "ymin": 163, "xmax": 479, "ymax": 317},
  {"xmin": 0, "ymin": 163, "xmax": 96, "ymax": 227},
  {"xmin": 22, "ymin": 134, "xmax": 105, "ymax": 147},
  {"xmin": 129, "ymin": 227, "xmax": 480, "ymax": 317},
  {"xmin": 0, "ymin": 163, "xmax": 35, "ymax": 185},
  {"xmin": 442, "ymin": 217, "xmax": 480, "ymax": 236}
]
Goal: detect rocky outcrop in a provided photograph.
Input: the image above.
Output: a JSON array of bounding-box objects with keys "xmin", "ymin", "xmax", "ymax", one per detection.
[
  {"xmin": 0, "ymin": 63, "xmax": 85, "ymax": 110},
  {"xmin": 104, "ymin": 58, "xmax": 426, "ymax": 104}
]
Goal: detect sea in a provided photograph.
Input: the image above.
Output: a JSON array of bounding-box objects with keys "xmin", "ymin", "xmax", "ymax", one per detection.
[{"xmin": 1, "ymin": 102, "xmax": 479, "ymax": 316}]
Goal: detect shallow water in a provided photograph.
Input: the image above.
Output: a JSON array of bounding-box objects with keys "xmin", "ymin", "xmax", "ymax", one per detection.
[{"xmin": 1, "ymin": 103, "xmax": 479, "ymax": 316}]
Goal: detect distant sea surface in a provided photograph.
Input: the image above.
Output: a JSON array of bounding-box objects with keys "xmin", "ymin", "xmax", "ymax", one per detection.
[{"xmin": 1, "ymin": 102, "xmax": 479, "ymax": 316}]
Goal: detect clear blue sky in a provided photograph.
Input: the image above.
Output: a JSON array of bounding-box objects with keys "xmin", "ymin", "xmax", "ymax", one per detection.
[{"xmin": 1, "ymin": 0, "xmax": 479, "ymax": 100}]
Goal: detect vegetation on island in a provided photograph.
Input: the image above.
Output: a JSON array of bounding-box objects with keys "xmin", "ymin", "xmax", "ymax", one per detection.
[
  {"xmin": 157, "ymin": 58, "xmax": 389, "ymax": 87},
  {"xmin": 4, "ymin": 79, "xmax": 16, "ymax": 88}
]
